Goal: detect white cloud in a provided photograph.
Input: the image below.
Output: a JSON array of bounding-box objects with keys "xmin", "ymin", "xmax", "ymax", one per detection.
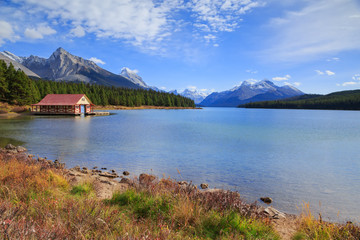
[
  {"xmin": 24, "ymin": 24, "xmax": 56, "ymax": 39},
  {"xmin": 326, "ymin": 57, "xmax": 340, "ymax": 62},
  {"xmin": 284, "ymin": 82, "xmax": 301, "ymax": 87},
  {"xmin": 265, "ymin": 0, "xmax": 360, "ymax": 61},
  {"xmin": 89, "ymin": 57, "xmax": 105, "ymax": 65},
  {"xmin": 246, "ymin": 69, "xmax": 258, "ymax": 74},
  {"xmin": 272, "ymin": 74, "xmax": 291, "ymax": 81},
  {"xmin": 160, "ymin": 86, "xmax": 167, "ymax": 90},
  {"xmin": 315, "ymin": 70, "xmax": 335, "ymax": 76},
  {"xmin": 325, "ymin": 70, "xmax": 335, "ymax": 76},
  {"xmin": 213, "ymin": 43, "xmax": 219, "ymax": 47},
  {"xmin": 189, "ymin": 0, "xmax": 264, "ymax": 33},
  {"xmin": 187, "ymin": 85, "xmax": 197, "ymax": 91},
  {"xmin": 70, "ymin": 26, "xmax": 85, "ymax": 37},
  {"xmin": 339, "ymin": 81, "xmax": 358, "ymax": 86},
  {"xmin": 204, "ymin": 34, "xmax": 216, "ymax": 43},
  {"xmin": 352, "ymin": 74, "xmax": 360, "ymax": 81},
  {"xmin": 121, "ymin": 67, "xmax": 138, "ymax": 74},
  {"xmin": 0, "ymin": 21, "xmax": 18, "ymax": 45},
  {"xmin": 337, "ymin": 74, "xmax": 360, "ymax": 86},
  {"xmin": 4, "ymin": 0, "xmax": 263, "ymax": 49},
  {"xmin": 315, "ymin": 70, "xmax": 324, "ymax": 75}
]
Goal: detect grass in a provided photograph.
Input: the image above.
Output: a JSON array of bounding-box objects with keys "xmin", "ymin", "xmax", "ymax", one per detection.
[
  {"xmin": 0, "ymin": 150, "xmax": 280, "ymax": 239},
  {"xmin": 0, "ymin": 102, "xmax": 30, "ymax": 114},
  {"xmin": 1, "ymin": 149, "xmax": 360, "ymax": 239},
  {"xmin": 293, "ymin": 203, "xmax": 360, "ymax": 240}
]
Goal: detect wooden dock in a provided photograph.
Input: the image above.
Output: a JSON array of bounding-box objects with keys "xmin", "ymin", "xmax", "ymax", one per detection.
[{"xmin": 86, "ymin": 111, "xmax": 110, "ymax": 116}]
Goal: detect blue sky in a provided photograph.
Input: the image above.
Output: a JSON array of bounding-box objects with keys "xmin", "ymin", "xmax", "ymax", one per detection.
[{"xmin": 0, "ymin": 0, "xmax": 359, "ymax": 94}]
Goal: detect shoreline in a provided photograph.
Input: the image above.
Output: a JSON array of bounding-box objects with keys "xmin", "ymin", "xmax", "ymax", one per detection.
[
  {"xmin": 1, "ymin": 145, "xmax": 359, "ymax": 239},
  {"xmin": 0, "ymin": 105, "xmax": 200, "ymax": 118},
  {"xmin": 93, "ymin": 105, "xmax": 201, "ymax": 110},
  {"xmin": 0, "ymin": 144, "xmax": 300, "ymax": 239}
]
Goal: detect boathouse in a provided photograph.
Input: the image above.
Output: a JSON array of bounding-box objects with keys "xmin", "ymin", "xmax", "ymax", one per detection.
[{"xmin": 31, "ymin": 94, "xmax": 94, "ymax": 115}]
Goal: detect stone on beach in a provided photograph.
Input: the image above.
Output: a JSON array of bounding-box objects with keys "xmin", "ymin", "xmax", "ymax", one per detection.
[
  {"xmin": 99, "ymin": 172, "xmax": 119, "ymax": 178},
  {"xmin": 5, "ymin": 143, "xmax": 16, "ymax": 150},
  {"xmin": 263, "ymin": 207, "xmax": 286, "ymax": 219},
  {"xmin": 16, "ymin": 146, "xmax": 27, "ymax": 152},
  {"xmin": 123, "ymin": 171, "xmax": 130, "ymax": 176},
  {"xmin": 260, "ymin": 197, "xmax": 273, "ymax": 204},
  {"xmin": 139, "ymin": 173, "xmax": 156, "ymax": 184}
]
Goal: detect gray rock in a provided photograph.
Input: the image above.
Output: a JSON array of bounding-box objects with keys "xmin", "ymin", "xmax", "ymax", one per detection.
[
  {"xmin": 120, "ymin": 178, "xmax": 133, "ymax": 185},
  {"xmin": 139, "ymin": 173, "xmax": 156, "ymax": 184},
  {"xmin": 260, "ymin": 197, "xmax": 273, "ymax": 204},
  {"xmin": 263, "ymin": 207, "xmax": 286, "ymax": 219},
  {"xmin": 99, "ymin": 172, "xmax": 119, "ymax": 178},
  {"xmin": 16, "ymin": 146, "xmax": 27, "ymax": 152},
  {"xmin": 178, "ymin": 181, "xmax": 188, "ymax": 186},
  {"xmin": 73, "ymin": 166, "xmax": 81, "ymax": 172},
  {"xmin": 123, "ymin": 171, "xmax": 130, "ymax": 176},
  {"xmin": 200, "ymin": 183, "xmax": 209, "ymax": 189},
  {"xmin": 5, "ymin": 144, "xmax": 16, "ymax": 150}
]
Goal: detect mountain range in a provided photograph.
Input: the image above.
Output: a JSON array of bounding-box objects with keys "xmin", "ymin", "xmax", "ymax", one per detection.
[
  {"xmin": 0, "ymin": 48, "xmax": 145, "ymax": 89},
  {"xmin": 0, "ymin": 47, "xmax": 304, "ymax": 107},
  {"xmin": 199, "ymin": 80, "xmax": 304, "ymax": 107},
  {"xmin": 170, "ymin": 89, "xmax": 209, "ymax": 104}
]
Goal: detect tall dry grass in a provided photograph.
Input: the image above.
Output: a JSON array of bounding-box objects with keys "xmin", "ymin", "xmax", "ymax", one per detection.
[{"xmin": 293, "ymin": 202, "xmax": 360, "ymax": 240}]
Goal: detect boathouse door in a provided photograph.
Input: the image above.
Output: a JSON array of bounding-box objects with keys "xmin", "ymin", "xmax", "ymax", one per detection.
[{"xmin": 80, "ymin": 105, "xmax": 85, "ymax": 114}]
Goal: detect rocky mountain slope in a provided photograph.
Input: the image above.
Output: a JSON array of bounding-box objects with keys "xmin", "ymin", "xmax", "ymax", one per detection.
[
  {"xmin": 2, "ymin": 48, "xmax": 143, "ymax": 89},
  {"xmin": 200, "ymin": 80, "xmax": 304, "ymax": 107},
  {"xmin": 0, "ymin": 51, "xmax": 40, "ymax": 78},
  {"xmin": 120, "ymin": 67, "xmax": 148, "ymax": 88}
]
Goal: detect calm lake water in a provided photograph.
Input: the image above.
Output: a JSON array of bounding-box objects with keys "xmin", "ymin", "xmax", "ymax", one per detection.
[{"xmin": 1, "ymin": 108, "xmax": 359, "ymax": 222}]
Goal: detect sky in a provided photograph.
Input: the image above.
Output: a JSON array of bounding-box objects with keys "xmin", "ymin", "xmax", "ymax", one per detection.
[{"xmin": 0, "ymin": 0, "xmax": 360, "ymax": 94}]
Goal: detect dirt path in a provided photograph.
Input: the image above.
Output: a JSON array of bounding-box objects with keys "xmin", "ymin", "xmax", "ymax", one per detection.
[{"xmin": 272, "ymin": 215, "xmax": 300, "ymax": 240}]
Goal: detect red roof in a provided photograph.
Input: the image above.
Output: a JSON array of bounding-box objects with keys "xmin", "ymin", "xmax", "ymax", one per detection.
[{"xmin": 33, "ymin": 94, "xmax": 93, "ymax": 106}]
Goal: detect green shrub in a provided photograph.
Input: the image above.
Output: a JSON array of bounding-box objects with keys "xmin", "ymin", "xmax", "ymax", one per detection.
[{"xmin": 70, "ymin": 183, "xmax": 93, "ymax": 196}]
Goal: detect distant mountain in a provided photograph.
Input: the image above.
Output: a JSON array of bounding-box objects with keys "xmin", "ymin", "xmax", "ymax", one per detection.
[
  {"xmin": 2, "ymin": 48, "xmax": 144, "ymax": 89},
  {"xmin": 120, "ymin": 67, "xmax": 148, "ymax": 88},
  {"xmin": 241, "ymin": 89, "xmax": 360, "ymax": 110},
  {"xmin": 0, "ymin": 51, "xmax": 40, "ymax": 78},
  {"xmin": 200, "ymin": 80, "xmax": 304, "ymax": 107},
  {"xmin": 169, "ymin": 88, "xmax": 209, "ymax": 104}
]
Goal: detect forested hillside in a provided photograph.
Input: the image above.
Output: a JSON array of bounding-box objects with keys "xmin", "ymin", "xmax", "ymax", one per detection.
[
  {"xmin": 240, "ymin": 90, "xmax": 360, "ymax": 110},
  {"xmin": 0, "ymin": 60, "xmax": 195, "ymax": 107}
]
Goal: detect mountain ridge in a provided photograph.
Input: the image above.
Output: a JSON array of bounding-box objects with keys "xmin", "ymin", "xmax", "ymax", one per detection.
[
  {"xmin": 200, "ymin": 80, "xmax": 304, "ymax": 107},
  {"xmin": 2, "ymin": 48, "xmax": 143, "ymax": 89}
]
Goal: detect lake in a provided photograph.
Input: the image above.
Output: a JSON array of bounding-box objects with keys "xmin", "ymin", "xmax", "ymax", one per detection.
[{"xmin": 0, "ymin": 108, "xmax": 359, "ymax": 222}]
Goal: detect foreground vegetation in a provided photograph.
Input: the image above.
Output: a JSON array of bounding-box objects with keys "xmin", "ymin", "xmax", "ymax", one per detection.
[
  {"xmin": 240, "ymin": 90, "xmax": 360, "ymax": 110},
  {"xmin": 0, "ymin": 149, "xmax": 278, "ymax": 239},
  {"xmin": 0, "ymin": 60, "xmax": 195, "ymax": 107},
  {"xmin": 1, "ymin": 148, "xmax": 359, "ymax": 239},
  {"xmin": 293, "ymin": 203, "xmax": 360, "ymax": 240}
]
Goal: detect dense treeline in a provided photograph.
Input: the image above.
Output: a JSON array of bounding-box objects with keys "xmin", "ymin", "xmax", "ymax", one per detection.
[
  {"xmin": 240, "ymin": 90, "xmax": 360, "ymax": 110},
  {"xmin": 0, "ymin": 60, "xmax": 195, "ymax": 107}
]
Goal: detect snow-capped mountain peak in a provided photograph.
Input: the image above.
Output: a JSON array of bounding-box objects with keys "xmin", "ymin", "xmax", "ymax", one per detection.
[
  {"xmin": 1, "ymin": 51, "xmax": 24, "ymax": 63},
  {"xmin": 120, "ymin": 67, "xmax": 148, "ymax": 88},
  {"xmin": 200, "ymin": 79, "xmax": 304, "ymax": 107},
  {"xmin": 172, "ymin": 88, "xmax": 210, "ymax": 104}
]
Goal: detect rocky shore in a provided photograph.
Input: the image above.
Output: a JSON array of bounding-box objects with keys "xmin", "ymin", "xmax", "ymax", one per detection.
[{"xmin": 0, "ymin": 144, "xmax": 303, "ymax": 239}]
